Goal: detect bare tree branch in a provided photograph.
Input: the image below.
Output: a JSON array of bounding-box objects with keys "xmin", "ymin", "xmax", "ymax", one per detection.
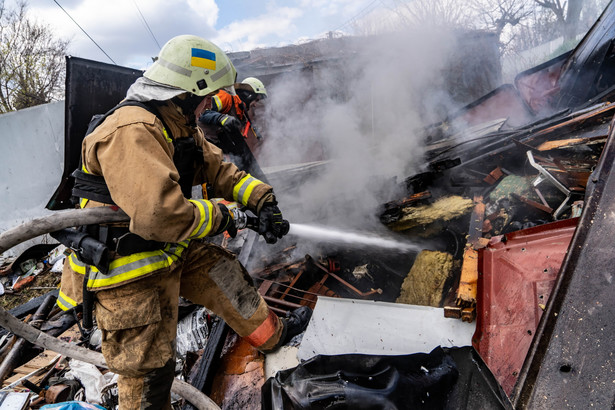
[{"xmin": 0, "ymin": 0, "xmax": 68, "ymax": 113}]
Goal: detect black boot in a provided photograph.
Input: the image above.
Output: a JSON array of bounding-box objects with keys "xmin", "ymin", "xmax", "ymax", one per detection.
[{"xmin": 281, "ymin": 306, "xmax": 313, "ymax": 345}]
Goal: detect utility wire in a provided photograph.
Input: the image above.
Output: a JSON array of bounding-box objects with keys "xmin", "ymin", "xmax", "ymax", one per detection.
[
  {"xmin": 52, "ymin": 0, "xmax": 117, "ymax": 65},
  {"xmin": 331, "ymin": 0, "xmax": 382, "ymax": 33},
  {"xmin": 132, "ymin": 0, "xmax": 161, "ymax": 49}
]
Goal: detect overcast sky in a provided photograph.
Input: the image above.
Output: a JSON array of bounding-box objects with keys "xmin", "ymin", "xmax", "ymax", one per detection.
[{"xmin": 19, "ymin": 0, "xmax": 376, "ymax": 70}]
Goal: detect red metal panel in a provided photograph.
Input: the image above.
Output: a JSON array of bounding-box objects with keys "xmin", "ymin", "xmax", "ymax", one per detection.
[{"xmin": 473, "ymin": 218, "xmax": 578, "ymax": 396}]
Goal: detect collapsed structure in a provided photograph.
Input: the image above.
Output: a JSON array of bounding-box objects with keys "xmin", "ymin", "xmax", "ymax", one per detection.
[{"xmin": 1, "ymin": 2, "xmax": 615, "ymax": 409}]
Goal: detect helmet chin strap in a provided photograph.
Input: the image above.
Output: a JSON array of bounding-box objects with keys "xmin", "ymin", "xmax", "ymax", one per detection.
[{"xmin": 172, "ymin": 93, "xmax": 204, "ymax": 126}]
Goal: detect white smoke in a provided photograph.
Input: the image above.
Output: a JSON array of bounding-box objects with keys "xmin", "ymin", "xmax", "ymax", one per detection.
[{"xmin": 257, "ymin": 27, "xmax": 466, "ymax": 231}]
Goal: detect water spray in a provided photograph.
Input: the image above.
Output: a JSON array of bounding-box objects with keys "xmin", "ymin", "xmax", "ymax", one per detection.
[
  {"xmin": 232, "ymin": 208, "xmax": 420, "ymax": 253},
  {"xmin": 288, "ymin": 223, "xmax": 421, "ymax": 253}
]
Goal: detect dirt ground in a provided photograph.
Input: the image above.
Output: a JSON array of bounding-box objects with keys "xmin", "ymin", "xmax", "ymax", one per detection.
[{"xmin": 0, "ymin": 267, "xmax": 62, "ymax": 311}]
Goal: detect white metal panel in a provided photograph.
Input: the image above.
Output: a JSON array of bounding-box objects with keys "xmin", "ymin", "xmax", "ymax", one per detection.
[
  {"xmin": 0, "ymin": 101, "xmax": 65, "ymax": 257},
  {"xmin": 298, "ymin": 296, "xmax": 476, "ymax": 361}
]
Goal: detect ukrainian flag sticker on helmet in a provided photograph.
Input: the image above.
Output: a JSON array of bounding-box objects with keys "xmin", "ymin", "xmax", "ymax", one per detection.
[{"xmin": 191, "ymin": 48, "xmax": 216, "ymax": 70}]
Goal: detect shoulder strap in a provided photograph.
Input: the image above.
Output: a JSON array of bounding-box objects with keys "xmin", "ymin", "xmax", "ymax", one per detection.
[
  {"xmin": 85, "ymin": 100, "xmax": 160, "ymax": 136},
  {"xmin": 72, "ymin": 100, "xmax": 167, "ymax": 206}
]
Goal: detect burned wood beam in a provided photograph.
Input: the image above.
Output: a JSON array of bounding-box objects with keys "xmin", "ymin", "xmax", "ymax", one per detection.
[
  {"xmin": 461, "ymin": 308, "xmax": 476, "ymax": 323},
  {"xmin": 466, "ymin": 196, "xmax": 485, "ymax": 248}
]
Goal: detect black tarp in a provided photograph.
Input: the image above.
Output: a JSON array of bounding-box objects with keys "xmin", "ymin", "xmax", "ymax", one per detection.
[
  {"xmin": 262, "ymin": 347, "xmax": 512, "ymax": 410},
  {"xmin": 46, "ymin": 56, "xmax": 142, "ymax": 210}
]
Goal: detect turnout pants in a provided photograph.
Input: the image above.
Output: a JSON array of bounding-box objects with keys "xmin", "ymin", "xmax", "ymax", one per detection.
[{"xmin": 62, "ymin": 241, "xmax": 284, "ymax": 410}]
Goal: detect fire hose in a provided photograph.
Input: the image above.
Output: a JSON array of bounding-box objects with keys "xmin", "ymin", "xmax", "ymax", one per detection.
[{"xmin": 0, "ymin": 207, "xmax": 220, "ymax": 410}]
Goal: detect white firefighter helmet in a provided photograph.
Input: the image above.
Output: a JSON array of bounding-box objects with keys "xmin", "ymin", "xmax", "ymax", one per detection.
[
  {"xmin": 237, "ymin": 77, "xmax": 268, "ymax": 98},
  {"xmin": 144, "ymin": 35, "xmax": 237, "ymax": 97}
]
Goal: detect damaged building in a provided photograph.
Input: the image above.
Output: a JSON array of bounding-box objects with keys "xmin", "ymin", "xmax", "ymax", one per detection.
[{"xmin": 1, "ymin": 2, "xmax": 615, "ymax": 409}]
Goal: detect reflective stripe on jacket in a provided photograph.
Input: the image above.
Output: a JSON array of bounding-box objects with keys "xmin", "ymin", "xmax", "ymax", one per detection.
[
  {"xmin": 57, "ymin": 289, "xmax": 78, "ymax": 311},
  {"xmin": 212, "ymin": 90, "xmax": 245, "ymax": 121},
  {"xmin": 66, "ymin": 241, "xmax": 189, "ymax": 291}
]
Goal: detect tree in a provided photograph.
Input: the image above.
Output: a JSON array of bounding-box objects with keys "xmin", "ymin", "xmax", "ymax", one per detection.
[
  {"xmin": 388, "ymin": 0, "xmax": 474, "ymax": 29},
  {"xmin": 472, "ymin": 0, "xmax": 534, "ymax": 41},
  {"xmin": 534, "ymin": 0, "xmax": 583, "ymax": 40},
  {"xmin": 0, "ymin": 0, "xmax": 69, "ymax": 113}
]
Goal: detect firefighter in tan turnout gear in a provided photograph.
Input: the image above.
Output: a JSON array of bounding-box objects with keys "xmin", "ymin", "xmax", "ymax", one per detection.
[{"xmin": 56, "ymin": 35, "xmax": 311, "ymax": 409}]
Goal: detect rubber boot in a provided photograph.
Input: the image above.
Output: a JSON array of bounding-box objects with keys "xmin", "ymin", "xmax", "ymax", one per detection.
[{"xmin": 281, "ymin": 306, "xmax": 313, "ymax": 345}]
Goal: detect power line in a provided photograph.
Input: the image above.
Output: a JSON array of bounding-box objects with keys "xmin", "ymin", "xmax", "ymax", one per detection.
[
  {"xmin": 331, "ymin": 0, "xmax": 382, "ymax": 33},
  {"xmin": 132, "ymin": 0, "xmax": 161, "ymax": 49},
  {"xmin": 52, "ymin": 0, "xmax": 117, "ymax": 65}
]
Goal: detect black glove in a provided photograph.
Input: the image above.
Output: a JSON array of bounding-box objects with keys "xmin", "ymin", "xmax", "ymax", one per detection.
[
  {"xmin": 219, "ymin": 114, "xmax": 242, "ymax": 134},
  {"xmin": 214, "ymin": 203, "xmax": 237, "ymax": 238},
  {"xmin": 258, "ymin": 200, "xmax": 290, "ymax": 244}
]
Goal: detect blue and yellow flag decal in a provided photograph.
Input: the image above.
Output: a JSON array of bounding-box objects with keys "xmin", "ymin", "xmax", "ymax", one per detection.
[{"xmin": 191, "ymin": 48, "xmax": 216, "ymax": 70}]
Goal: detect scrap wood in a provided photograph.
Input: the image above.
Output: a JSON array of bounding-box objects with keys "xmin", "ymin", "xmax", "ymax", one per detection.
[
  {"xmin": 2, "ymin": 325, "xmax": 80, "ymax": 388},
  {"xmin": 466, "ymin": 196, "xmax": 485, "ymax": 248},
  {"xmin": 250, "ymin": 260, "xmax": 304, "ymax": 279},
  {"xmin": 456, "ymin": 248, "xmax": 478, "ymax": 309},
  {"xmin": 537, "ymin": 135, "xmax": 607, "ymax": 151},
  {"xmin": 510, "ymin": 193, "xmax": 553, "ymax": 214},
  {"xmin": 2, "ymin": 351, "xmax": 61, "ymax": 387},
  {"xmin": 483, "ymin": 167, "xmax": 504, "ymax": 185},
  {"xmin": 455, "ymin": 195, "xmax": 484, "ymax": 315},
  {"xmin": 524, "ymin": 101, "xmax": 615, "ymax": 143},
  {"xmin": 1, "ymin": 354, "xmax": 61, "ymax": 390}
]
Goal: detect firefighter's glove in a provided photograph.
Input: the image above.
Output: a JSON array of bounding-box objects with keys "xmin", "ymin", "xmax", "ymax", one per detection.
[
  {"xmin": 219, "ymin": 114, "xmax": 242, "ymax": 134},
  {"xmin": 214, "ymin": 203, "xmax": 238, "ymax": 238},
  {"xmin": 258, "ymin": 201, "xmax": 290, "ymax": 244}
]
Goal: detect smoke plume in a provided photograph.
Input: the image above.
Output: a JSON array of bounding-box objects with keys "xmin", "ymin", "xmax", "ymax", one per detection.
[{"xmin": 257, "ymin": 26, "xmax": 463, "ymax": 234}]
